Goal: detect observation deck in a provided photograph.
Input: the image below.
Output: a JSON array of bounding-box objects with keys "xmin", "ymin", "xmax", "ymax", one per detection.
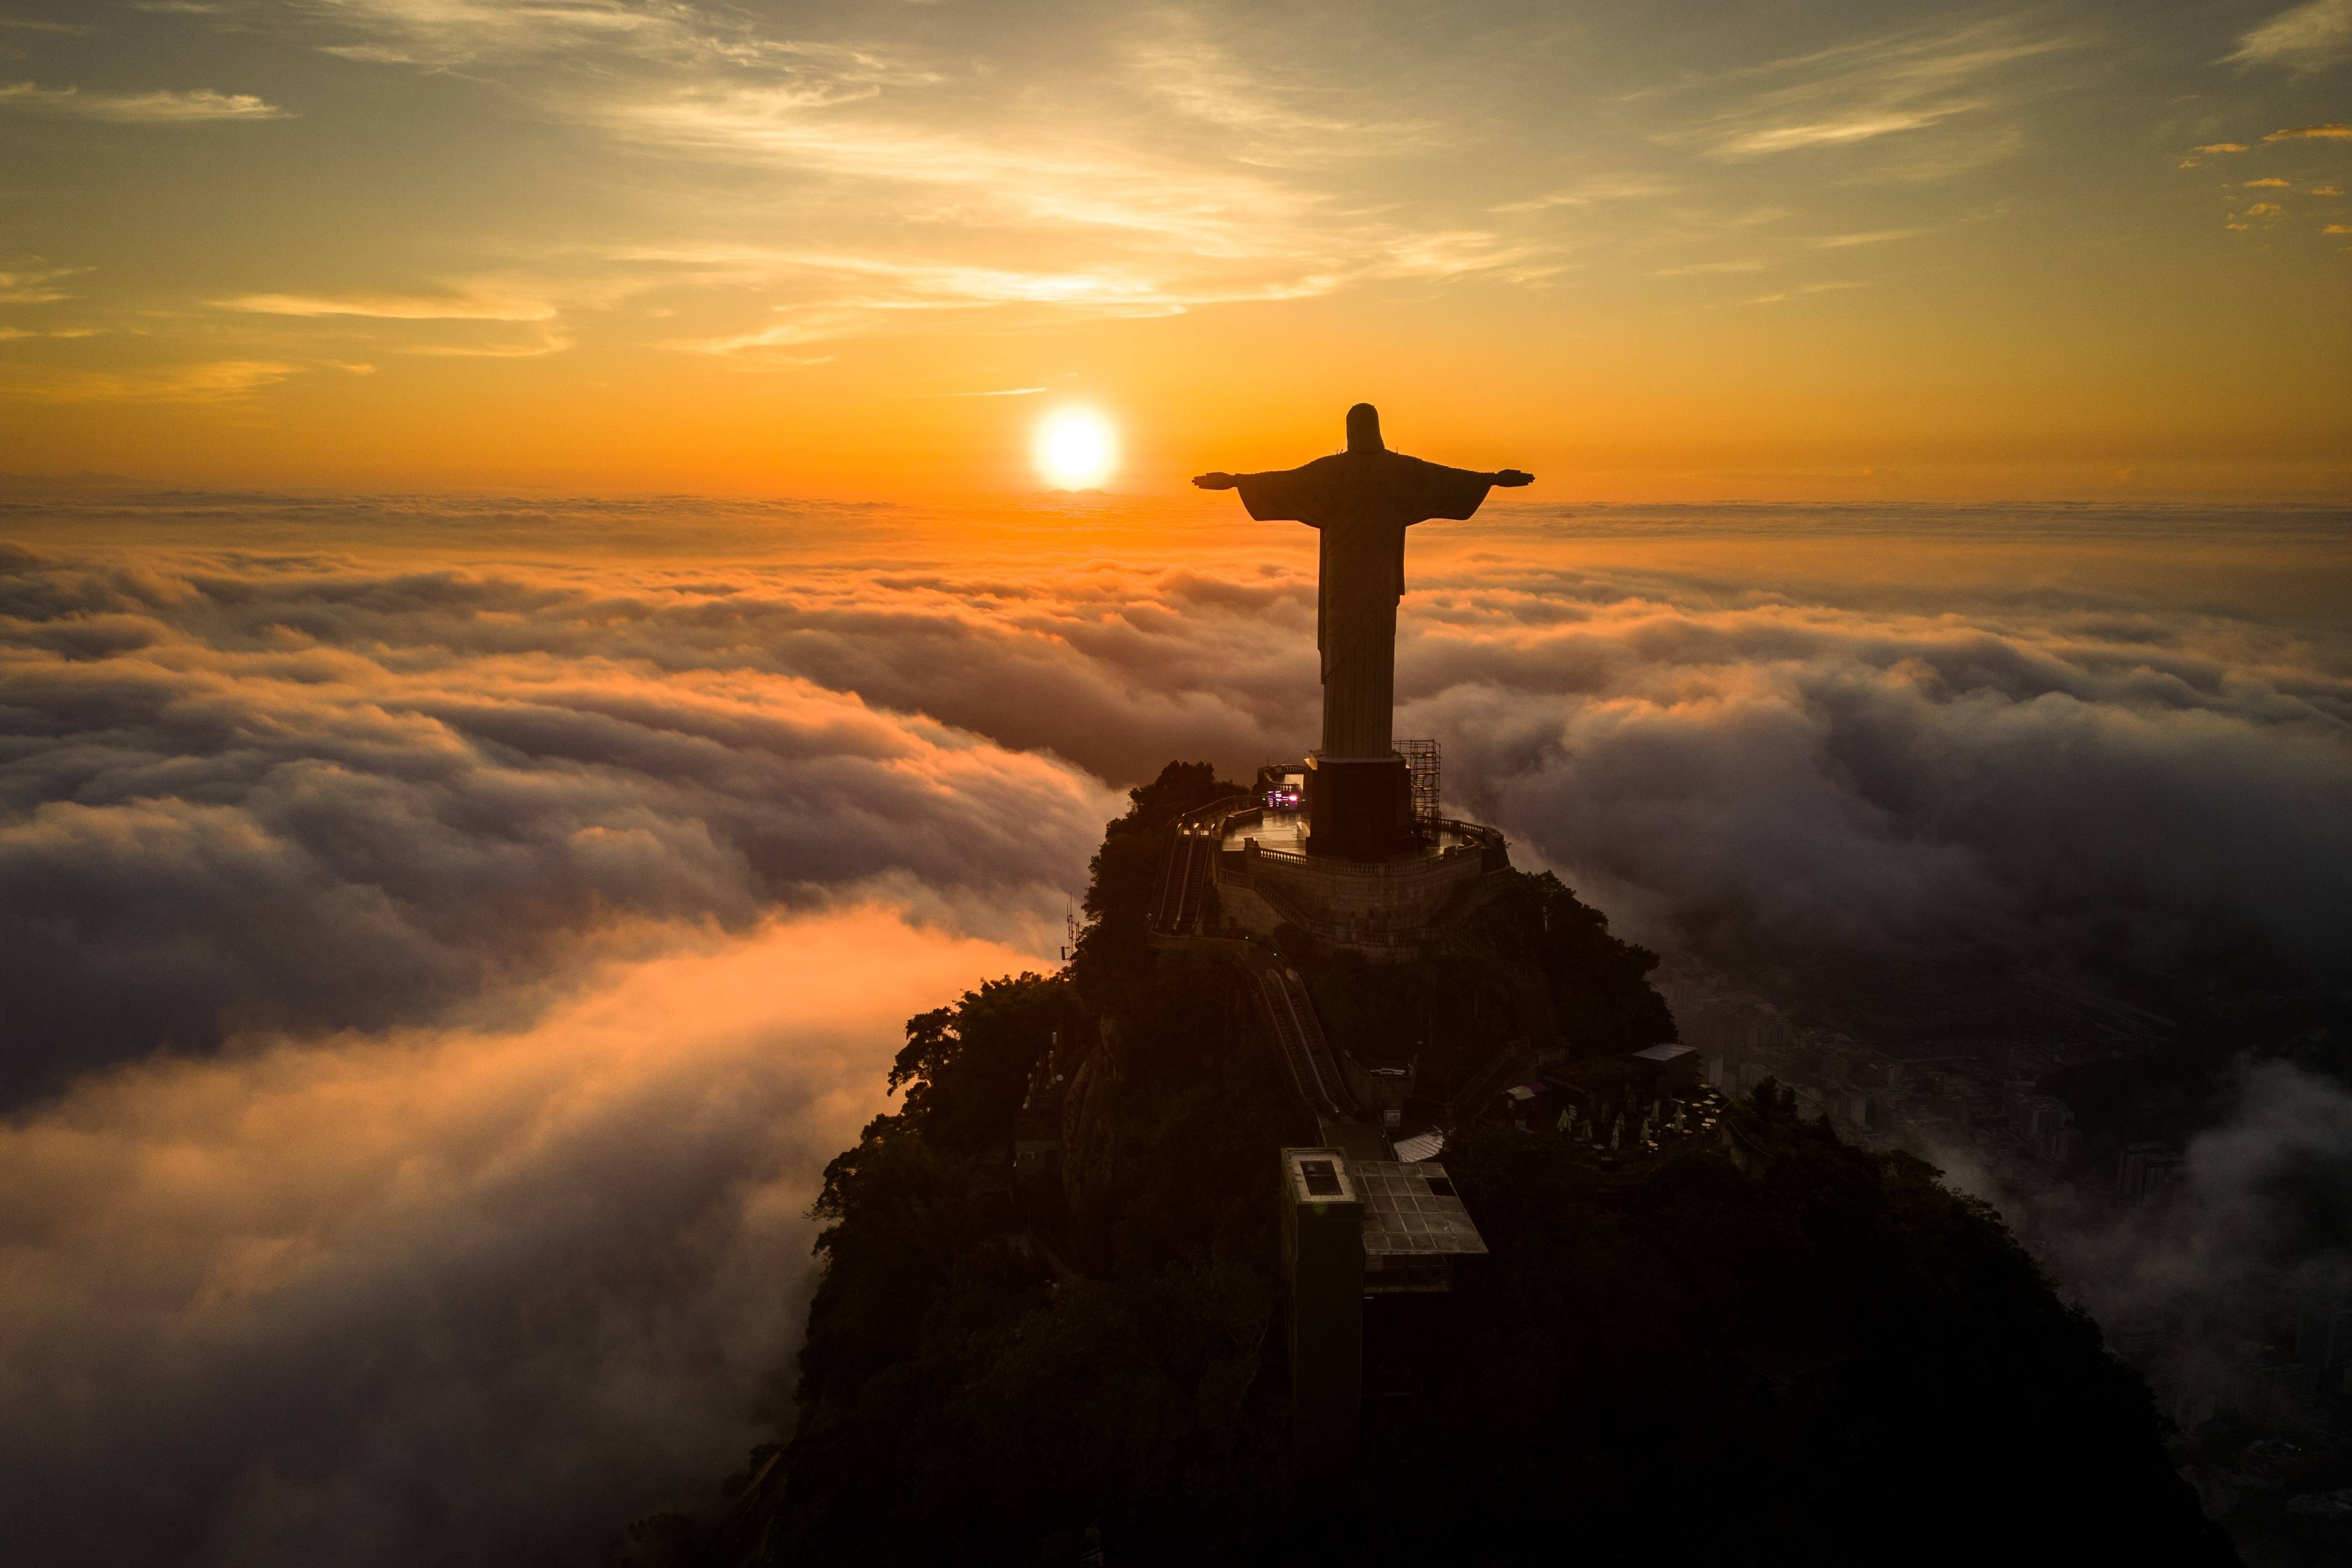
[{"xmin": 1210, "ymin": 802, "xmax": 1511, "ymax": 955}]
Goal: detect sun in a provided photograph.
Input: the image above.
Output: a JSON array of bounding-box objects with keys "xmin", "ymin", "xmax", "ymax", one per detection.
[{"xmin": 1035, "ymin": 407, "xmax": 1116, "ymax": 489}]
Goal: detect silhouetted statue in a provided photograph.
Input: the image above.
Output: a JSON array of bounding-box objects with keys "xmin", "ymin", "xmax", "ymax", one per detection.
[{"xmin": 1196, "ymin": 404, "xmax": 1531, "ymax": 758}]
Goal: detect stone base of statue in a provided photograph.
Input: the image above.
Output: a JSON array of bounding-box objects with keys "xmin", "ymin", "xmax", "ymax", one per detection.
[
  {"xmin": 1185, "ymin": 760, "xmax": 1515, "ymax": 959},
  {"xmin": 1303, "ymin": 754, "xmax": 1413, "ymax": 860}
]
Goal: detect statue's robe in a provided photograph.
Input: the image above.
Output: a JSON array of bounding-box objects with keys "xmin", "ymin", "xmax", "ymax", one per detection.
[{"xmin": 1234, "ymin": 450, "xmax": 1497, "ymax": 758}]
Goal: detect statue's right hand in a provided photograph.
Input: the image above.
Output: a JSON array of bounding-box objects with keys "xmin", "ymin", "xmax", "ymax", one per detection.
[{"xmin": 1192, "ymin": 472, "xmax": 1237, "ymax": 489}]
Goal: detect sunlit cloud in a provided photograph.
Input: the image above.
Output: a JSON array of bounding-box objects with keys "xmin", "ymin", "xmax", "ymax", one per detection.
[
  {"xmin": 627, "ymin": 222, "xmax": 1490, "ymax": 357},
  {"xmin": 1742, "ymin": 279, "xmax": 1866, "ymax": 304},
  {"xmin": 666, "ymin": 321, "xmax": 842, "ymax": 363},
  {"xmin": 1373, "ymin": 229, "xmax": 1535, "ymax": 281},
  {"xmin": 604, "ymin": 85, "xmax": 1307, "ymax": 252},
  {"xmin": 0, "ymin": 901, "xmax": 1044, "ymax": 1565},
  {"xmin": 0, "ymin": 264, "xmax": 85, "ymax": 303},
  {"xmin": 653, "ymin": 262, "xmax": 1198, "ymax": 360},
  {"xmin": 208, "ymin": 288, "xmax": 580, "ymax": 359},
  {"xmin": 216, "ymin": 290, "xmax": 559, "ymax": 321},
  {"xmin": 1488, "ymin": 180, "xmax": 1681, "ymax": 215},
  {"xmin": 296, "ymin": 0, "xmax": 933, "ymax": 78},
  {"xmin": 2179, "ymin": 141, "xmax": 2250, "ymax": 167},
  {"xmin": 2, "ymin": 359, "xmax": 302, "ymax": 402},
  {"xmin": 2230, "ymin": 0, "xmax": 2352, "ymax": 70},
  {"xmin": 1126, "ymin": 23, "xmax": 1433, "ymax": 166},
  {"xmin": 0, "ymin": 81, "xmax": 288, "ymax": 122},
  {"xmin": 2264, "ymin": 122, "xmax": 2352, "ymax": 139},
  {"xmin": 1810, "ymin": 227, "xmax": 1927, "ymax": 246},
  {"xmin": 1720, "ymin": 108, "xmax": 1965, "ymax": 156},
  {"xmin": 0, "ymin": 538, "xmax": 1119, "ymax": 1087},
  {"xmin": 2244, "ymin": 177, "xmax": 2292, "ymax": 187},
  {"xmin": 400, "ymin": 331, "xmax": 576, "ymax": 358},
  {"xmin": 1683, "ymin": 18, "xmax": 2079, "ymax": 166},
  {"xmin": 1, "ymin": 0, "xmax": 2343, "ymax": 488}
]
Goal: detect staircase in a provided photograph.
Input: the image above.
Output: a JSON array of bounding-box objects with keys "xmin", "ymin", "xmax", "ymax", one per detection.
[{"xmin": 1258, "ymin": 966, "xmax": 1352, "ymax": 1122}]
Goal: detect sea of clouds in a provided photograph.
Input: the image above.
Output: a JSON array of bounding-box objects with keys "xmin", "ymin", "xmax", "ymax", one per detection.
[{"xmin": 1, "ymin": 492, "xmax": 2346, "ymax": 1563}]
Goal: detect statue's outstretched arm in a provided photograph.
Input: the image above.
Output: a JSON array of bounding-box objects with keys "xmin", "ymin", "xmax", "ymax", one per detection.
[
  {"xmin": 1191, "ymin": 472, "xmax": 1237, "ymax": 489},
  {"xmin": 1427, "ymin": 463, "xmax": 1534, "ymax": 490}
]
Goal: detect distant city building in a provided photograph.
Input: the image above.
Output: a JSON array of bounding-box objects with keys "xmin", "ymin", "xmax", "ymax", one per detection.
[
  {"xmin": 2015, "ymin": 1094, "xmax": 2079, "ymax": 1167},
  {"xmin": 2115, "ymin": 1142, "xmax": 2183, "ymax": 1205}
]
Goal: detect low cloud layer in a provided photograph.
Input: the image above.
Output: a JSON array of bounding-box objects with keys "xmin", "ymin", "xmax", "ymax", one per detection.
[
  {"xmin": 0, "ymin": 538, "xmax": 1116, "ymax": 1098},
  {"xmin": 1, "ymin": 495, "xmax": 2346, "ymax": 1563},
  {"xmin": 0, "ymin": 904, "xmax": 1042, "ymax": 1568},
  {"xmin": 1934, "ymin": 1060, "xmax": 2352, "ymax": 1436},
  {"xmin": 26, "ymin": 498, "xmax": 2340, "ymax": 978},
  {"xmin": 1405, "ymin": 547, "xmax": 2352, "ymax": 964}
]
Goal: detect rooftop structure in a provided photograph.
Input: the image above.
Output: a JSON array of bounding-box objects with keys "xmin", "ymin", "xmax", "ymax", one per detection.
[
  {"xmin": 1280, "ymin": 1146, "xmax": 1494, "ymax": 1469},
  {"xmin": 1630, "ymin": 1042, "xmax": 1699, "ymax": 1091},
  {"xmin": 1352, "ymin": 1159, "xmax": 1488, "ymax": 1293}
]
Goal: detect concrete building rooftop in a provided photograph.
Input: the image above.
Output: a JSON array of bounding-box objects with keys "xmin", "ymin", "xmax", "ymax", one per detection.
[
  {"xmin": 1352, "ymin": 1160, "xmax": 1488, "ymax": 1259},
  {"xmin": 1283, "ymin": 1147, "xmax": 1360, "ymax": 1208}
]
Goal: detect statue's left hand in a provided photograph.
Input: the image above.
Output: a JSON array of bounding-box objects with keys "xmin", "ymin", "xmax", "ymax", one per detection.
[
  {"xmin": 1494, "ymin": 469, "xmax": 1534, "ymax": 487},
  {"xmin": 1192, "ymin": 472, "xmax": 1238, "ymax": 489}
]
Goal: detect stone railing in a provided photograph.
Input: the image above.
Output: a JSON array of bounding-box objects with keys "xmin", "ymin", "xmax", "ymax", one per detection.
[{"xmin": 1238, "ymin": 817, "xmax": 1504, "ymax": 879}]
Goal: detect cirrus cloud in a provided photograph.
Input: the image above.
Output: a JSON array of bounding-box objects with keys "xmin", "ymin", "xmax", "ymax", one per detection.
[
  {"xmin": 0, "ymin": 80, "xmax": 288, "ymax": 122},
  {"xmin": 2231, "ymin": 0, "xmax": 2352, "ymax": 70}
]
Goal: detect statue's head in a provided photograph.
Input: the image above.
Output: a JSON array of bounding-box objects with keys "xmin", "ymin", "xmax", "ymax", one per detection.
[{"xmin": 1345, "ymin": 402, "xmax": 1384, "ymax": 453}]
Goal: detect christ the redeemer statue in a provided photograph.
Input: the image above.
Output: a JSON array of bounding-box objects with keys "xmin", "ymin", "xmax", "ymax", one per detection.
[{"xmin": 1195, "ymin": 402, "xmax": 1531, "ymax": 761}]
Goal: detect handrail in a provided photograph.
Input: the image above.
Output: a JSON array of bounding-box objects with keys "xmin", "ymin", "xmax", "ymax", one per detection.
[
  {"xmin": 1174, "ymin": 793, "xmax": 1251, "ymax": 833},
  {"xmin": 1258, "ymin": 967, "xmax": 1348, "ymax": 1119},
  {"xmin": 1281, "ymin": 969, "xmax": 1353, "ymax": 1115}
]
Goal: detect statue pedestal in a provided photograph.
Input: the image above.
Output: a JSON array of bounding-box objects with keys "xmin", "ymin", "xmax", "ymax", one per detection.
[{"xmin": 1304, "ymin": 754, "xmax": 1412, "ymax": 860}]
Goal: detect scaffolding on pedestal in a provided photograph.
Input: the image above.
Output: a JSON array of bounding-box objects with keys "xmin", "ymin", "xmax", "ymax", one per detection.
[{"xmin": 1398, "ymin": 738, "xmax": 1441, "ymax": 833}]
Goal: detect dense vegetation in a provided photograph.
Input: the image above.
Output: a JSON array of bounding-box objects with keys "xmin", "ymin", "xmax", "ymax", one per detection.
[{"xmin": 676, "ymin": 764, "xmax": 2232, "ymax": 1565}]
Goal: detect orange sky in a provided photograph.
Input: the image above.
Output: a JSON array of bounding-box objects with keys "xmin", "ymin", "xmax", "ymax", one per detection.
[{"xmin": 2, "ymin": 0, "xmax": 2348, "ymax": 500}]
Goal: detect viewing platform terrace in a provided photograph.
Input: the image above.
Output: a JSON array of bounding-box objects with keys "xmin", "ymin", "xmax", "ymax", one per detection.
[{"xmin": 1209, "ymin": 805, "xmax": 1511, "ymax": 953}]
